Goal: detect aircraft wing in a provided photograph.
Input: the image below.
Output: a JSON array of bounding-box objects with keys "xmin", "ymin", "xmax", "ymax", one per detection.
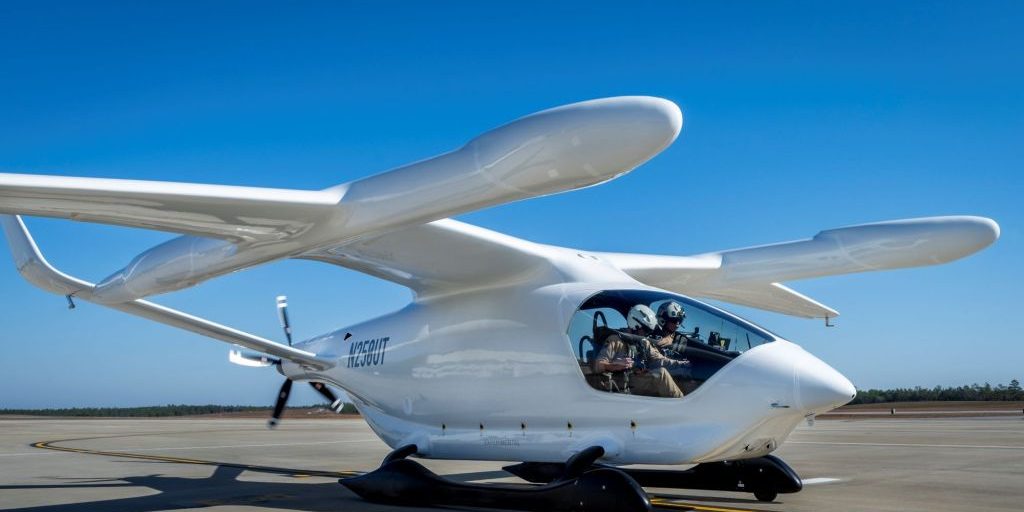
[
  {"xmin": 0, "ymin": 215, "xmax": 334, "ymax": 370},
  {"xmin": 597, "ymin": 216, "xmax": 1000, "ymax": 318},
  {"xmin": 682, "ymin": 282, "xmax": 839, "ymax": 319},
  {"xmin": 0, "ymin": 97, "xmax": 681, "ymax": 303},
  {"xmin": 298, "ymin": 218, "xmax": 553, "ymax": 299},
  {"xmin": 0, "ymin": 173, "xmax": 342, "ymax": 241}
]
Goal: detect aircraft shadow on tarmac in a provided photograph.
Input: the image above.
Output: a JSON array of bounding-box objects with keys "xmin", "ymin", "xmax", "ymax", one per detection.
[
  {"xmin": 0, "ymin": 463, "xmax": 372, "ymax": 512},
  {"xmin": 1, "ymin": 461, "xmax": 777, "ymax": 512}
]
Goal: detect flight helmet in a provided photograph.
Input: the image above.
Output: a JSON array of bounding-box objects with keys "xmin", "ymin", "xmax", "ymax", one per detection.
[
  {"xmin": 656, "ymin": 301, "xmax": 685, "ymax": 328},
  {"xmin": 627, "ymin": 304, "xmax": 658, "ymax": 333}
]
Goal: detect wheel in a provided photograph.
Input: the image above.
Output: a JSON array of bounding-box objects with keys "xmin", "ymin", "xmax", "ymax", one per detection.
[{"xmin": 754, "ymin": 490, "xmax": 777, "ymax": 502}]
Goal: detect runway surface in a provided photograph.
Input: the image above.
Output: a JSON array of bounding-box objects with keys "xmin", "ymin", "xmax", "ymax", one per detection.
[{"xmin": 1, "ymin": 416, "xmax": 1022, "ymax": 511}]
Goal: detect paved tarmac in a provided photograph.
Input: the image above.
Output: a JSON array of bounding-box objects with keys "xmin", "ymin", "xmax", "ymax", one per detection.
[{"xmin": 1, "ymin": 416, "xmax": 1022, "ymax": 511}]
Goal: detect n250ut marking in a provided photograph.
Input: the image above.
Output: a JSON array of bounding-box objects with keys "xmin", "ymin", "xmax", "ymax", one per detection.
[{"xmin": 347, "ymin": 337, "xmax": 389, "ymax": 368}]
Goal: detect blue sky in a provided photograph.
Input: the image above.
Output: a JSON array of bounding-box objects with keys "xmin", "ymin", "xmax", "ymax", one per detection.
[{"xmin": 1, "ymin": 2, "xmax": 1020, "ymax": 408}]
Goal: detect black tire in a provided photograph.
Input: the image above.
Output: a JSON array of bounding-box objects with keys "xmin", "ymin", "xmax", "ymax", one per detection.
[{"xmin": 754, "ymin": 490, "xmax": 777, "ymax": 502}]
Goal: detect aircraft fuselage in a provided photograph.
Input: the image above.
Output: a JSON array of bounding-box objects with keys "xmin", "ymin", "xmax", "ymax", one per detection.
[{"xmin": 286, "ymin": 281, "xmax": 855, "ymax": 465}]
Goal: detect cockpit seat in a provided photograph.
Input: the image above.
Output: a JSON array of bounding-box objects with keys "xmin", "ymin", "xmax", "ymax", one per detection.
[{"xmin": 583, "ymin": 325, "xmax": 647, "ymax": 394}]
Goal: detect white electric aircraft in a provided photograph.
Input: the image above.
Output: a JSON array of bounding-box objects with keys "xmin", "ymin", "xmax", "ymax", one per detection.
[{"xmin": 0, "ymin": 97, "xmax": 999, "ymax": 511}]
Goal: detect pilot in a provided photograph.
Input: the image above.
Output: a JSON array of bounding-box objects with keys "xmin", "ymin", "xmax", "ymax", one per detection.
[
  {"xmin": 592, "ymin": 304, "xmax": 686, "ymax": 398},
  {"xmin": 653, "ymin": 301, "xmax": 688, "ymax": 354},
  {"xmin": 652, "ymin": 301, "xmax": 692, "ymax": 379}
]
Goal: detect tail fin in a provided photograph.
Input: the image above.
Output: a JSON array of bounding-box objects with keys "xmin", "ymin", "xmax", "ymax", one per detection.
[{"xmin": 0, "ymin": 215, "xmax": 334, "ymax": 370}]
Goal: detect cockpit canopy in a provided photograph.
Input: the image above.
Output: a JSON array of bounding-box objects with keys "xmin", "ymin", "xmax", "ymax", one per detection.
[{"xmin": 568, "ymin": 289, "xmax": 775, "ymax": 398}]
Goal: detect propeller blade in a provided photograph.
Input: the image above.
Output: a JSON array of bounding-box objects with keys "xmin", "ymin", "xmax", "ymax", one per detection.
[
  {"xmin": 268, "ymin": 378, "xmax": 293, "ymax": 429},
  {"xmin": 276, "ymin": 295, "xmax": 292, "ymax": 346},
  {"xmin": 309, "ymin": 381, "xmax": 345, "ymax": 413}
]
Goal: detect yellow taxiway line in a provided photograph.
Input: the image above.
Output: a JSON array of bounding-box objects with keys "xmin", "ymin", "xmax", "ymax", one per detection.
[{"xmin": 650, "ymin": 497, "xmax": 764, "ymax": 512}]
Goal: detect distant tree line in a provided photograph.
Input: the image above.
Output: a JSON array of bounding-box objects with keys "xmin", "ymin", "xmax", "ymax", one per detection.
[
  {"xmin": 6, "ymin": 382, "xmax": 1022, "ymax": 414},
  {"xmin": 0, "ymin": 403, "xmax": 359, "ymax": 417},
  {"xmin": 851, "ymin": 379, "xmax": 1023, "ymax": 404}
]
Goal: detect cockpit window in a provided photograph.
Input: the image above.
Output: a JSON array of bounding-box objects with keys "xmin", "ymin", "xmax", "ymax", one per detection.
[{"xmin": 569, "ymin": 289, "xmax": 774, "ymax": 398}]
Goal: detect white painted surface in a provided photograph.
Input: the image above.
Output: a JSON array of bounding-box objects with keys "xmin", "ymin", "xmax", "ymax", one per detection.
[{"xmin": 0, "ymin": 96, "xmax": 999, "ymax": 468}]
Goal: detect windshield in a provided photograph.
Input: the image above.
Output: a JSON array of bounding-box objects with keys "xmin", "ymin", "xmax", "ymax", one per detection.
[{"xmin": 568, "ymin": 289, "xmax": 774, "ymax": 398}]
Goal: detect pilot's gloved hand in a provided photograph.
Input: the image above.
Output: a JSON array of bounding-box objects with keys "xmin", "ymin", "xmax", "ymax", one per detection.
[{"xmin": 608, "ymin": 357, "xmax": 634, "ymax": 371}]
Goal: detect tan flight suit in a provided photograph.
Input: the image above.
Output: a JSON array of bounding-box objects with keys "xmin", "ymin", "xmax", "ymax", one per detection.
[
  {"xmin": 653, "ymin": 331, "xmax": 687, "ymax": 355},
  {"xmin": 593, "ymin": 334, "xmax": 684, "ymax": 398}
]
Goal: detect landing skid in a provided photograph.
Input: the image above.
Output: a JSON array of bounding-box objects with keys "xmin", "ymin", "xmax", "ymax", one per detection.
[
  {"xmin": 340, "ymin": 445, "xmax": 652, "ymax": 512},
  {"xmin": 504, "ymin": 454, "xmax": 802, "ymax": 503}
]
